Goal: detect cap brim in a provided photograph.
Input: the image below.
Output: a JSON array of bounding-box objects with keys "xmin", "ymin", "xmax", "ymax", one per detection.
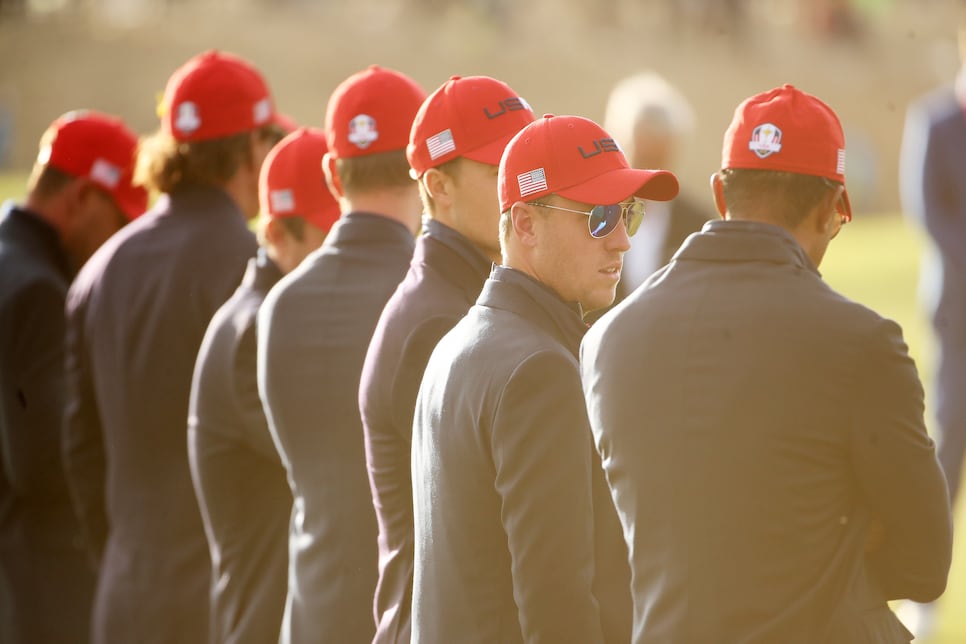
[
  {"xmin": 557, "ymin": 167, "xmax": 679, "ymax": 205},
  {"xmin": 462, "ymin": 132, "xmax": 517, "ymax": 167}
]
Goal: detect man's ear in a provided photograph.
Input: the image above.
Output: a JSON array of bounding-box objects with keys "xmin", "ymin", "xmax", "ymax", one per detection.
[
  {"xmin": 261, "ymin": 216, "xmax": 284, "ymax": 247},
  {"xmin": 422, "ymin": 167, "xmax": 454, "ymax": 208},
  {"xmin": 510, "ymin": 201, "xmax": 539, "ymax": 248},
  {"xmin": 710, "ymin": 172, "xmax": 727, "ymax": 219},
  {"xmin": 322, "ymin": 152, "xmax": 344, "ymax": 200},
  {"xmin": 815, "ymin": 183, "xmax": 845, "ymax": 235}
]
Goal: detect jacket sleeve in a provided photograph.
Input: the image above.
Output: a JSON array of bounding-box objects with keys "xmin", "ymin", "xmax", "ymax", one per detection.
[
  {"xmin": 389, "ymin": 315, "xmax": 458, "ymax": 437},
  {"xmin": 62, "ymin": 284, "xmax": 108, "ymax": 564},
  {"xmin": 232, "ymin": 321, "xmax": 280, "ymax": 461},
  {"xmin": 490, "ymin": 349, "xmax": 605, "ymax": 644},
  {"xmin": 849, "ymin": 317, "xmax": 953, "ymax": 602},
  {"xmin": 0, "ymin": 281, "xmax": 72, "ymax": 502}
]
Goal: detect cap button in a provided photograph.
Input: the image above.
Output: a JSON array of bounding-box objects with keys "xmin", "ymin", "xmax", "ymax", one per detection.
[
  {"xmin": 449, "ymin": 75, "xmax": 461, "ymax": 81},
  {"xmin": 542, "ymin": 113, "xmax": 554, "ymax": 119}
]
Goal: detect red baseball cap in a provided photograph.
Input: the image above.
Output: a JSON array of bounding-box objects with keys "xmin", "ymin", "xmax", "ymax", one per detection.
[
  {"xmin": 324, "ymin": 65, "xmax": 427, "ymax": 159},
  {"xmin": 259, "ymin": 127, "xmax": 340, "ymax": 233},
  {"xmin": 722, "ymin": 84, "xmax": 851, "ymax": 219},
  {"xmin": 499, "ymin": 114, "xmax": 679, "ymax": 212},
  {"xmin": 38, "ymin": 110, "xmax": 148, "ymax": 220},
  {"xmin": 159, "ymin": 50, "xmax": 277, "ymax": 143},
  {"xmin": 407, "ymin": 75, "xmax": 535, "ymax": 177}
]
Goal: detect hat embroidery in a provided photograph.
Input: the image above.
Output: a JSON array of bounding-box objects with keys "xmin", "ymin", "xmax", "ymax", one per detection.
[
  {"xmin": 175, "ymin": 102, "xmax": 201, "ymax": 134},
  {"xmin": 483, "ymin": 97, "xmax": 529, "ymax": 120},
  {"xmin": 90, "ymin": 159, "xmax": 121, "ymax": 189},
  {"xmin": 347, "ymin": 114, "xmax": 379, "ymax": 149},
  {"xmin": 517, "ymin": 168, "xmax": 547, "ymax": 197},
  {"xmin": 748, "ymin": 123, "xmax": 782, "ymax": 158},
  {"xmin": 836, "ymin": 149, "xmax": 846, "ymax": 175},
  {"xmin": 253, "ymin": 98, "xmax": 272, "ymax": 125},
  {"xmin": 578, "ymin": 137, "xmax": 620, "ymax": 159},
  {"xmin": 270, "ymin": 189, "xmax": 295, "ymax": 214},
  {"xmin": 426, "ymin": 129, "xmax": 456, "ymax": 160}
]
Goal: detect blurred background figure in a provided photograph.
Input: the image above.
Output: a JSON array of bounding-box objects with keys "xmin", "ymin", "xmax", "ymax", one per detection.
[
  {"xmin": 188, "ymin": 127, "xmax": 338, "ymax": 644},
  {"xmin": 898, "ymin": 13, "xmax": 966, "ymax": 642},
  {"xmin": 0, "ymin": 109, "xmax": 145, "ymax": 644},
  {"xmin": 602, "ymin": 71, "xmax": 712, "ymax": 305},
  {"xmin": 61, "ymin": 50, "xmax": 282, "ymax": 644}
]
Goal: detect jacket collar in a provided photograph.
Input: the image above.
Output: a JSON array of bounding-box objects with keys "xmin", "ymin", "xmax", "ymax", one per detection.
[
  {"xmin": 324, "ymin": 211, "xmax": 415, "ymax": 251},
  {"xmin": 240, "ymin": 248, "xmax": 284, "ymax": 294},
  {"xmin": 478, "ymin": 265, "xmax": 588, "ymax": 357},
  {"xmin": 157, "ymin": 183, "xmax": 244, "ymax": 221},
  {"xmin": 0, "ymin": 201, "xmax": 72, "ymax": 279},
  {"xmin": 417, "ymin": 218, "xmax": 493, "ymax": 292},
  {"xmin": 671, "ymin": 219, "xmax": 820, "ymax": 277}
]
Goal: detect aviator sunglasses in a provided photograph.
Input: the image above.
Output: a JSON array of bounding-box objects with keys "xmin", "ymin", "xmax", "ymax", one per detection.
[{"xmin": 529, "ymin": 198, "xmax": 646, "ymax": 238}]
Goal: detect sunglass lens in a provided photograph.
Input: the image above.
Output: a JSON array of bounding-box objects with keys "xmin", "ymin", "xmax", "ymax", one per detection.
[
  {"xmin": 588, "ymin": 205, "xmax": 621, "ymax": 238},
  {"xmin": 626, "ymin": 200, "xmax": 645, "ymax": 237}
]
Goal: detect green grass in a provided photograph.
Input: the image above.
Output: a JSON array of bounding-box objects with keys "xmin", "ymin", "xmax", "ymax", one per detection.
[
  {"xmin": 0, "ymin": 172, "xmax": 26, "ymax": 206},
  {"xmin": 1, "ymin": 173, "xmax": 962, "ymax": 640}
]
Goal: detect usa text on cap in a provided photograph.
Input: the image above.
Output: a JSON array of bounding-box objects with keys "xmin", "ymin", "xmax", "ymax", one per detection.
[
  {"xmin": 498, "ymin": 114, "xmax": 679, "ymax": 213},
  {"xmin": 407, "ymin": 75, "xmax": 535, "ymax": 177}
]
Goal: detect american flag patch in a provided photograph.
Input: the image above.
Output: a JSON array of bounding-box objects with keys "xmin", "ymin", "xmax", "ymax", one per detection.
[
  {"xmin": 270, "ymin": 189, "xmax": 295, "ymax": 213},
  {"xmin": 517, "ymin": 168, "xmax": 547, "ymax": 197},
  {"xmin": 90, "ymin": 159, "xmax": 121, "ymax": 189},
  {"xmin": 836, "ymin": 149, "xmax": 846, "ymax": 175},
  {"xmin": 427, "ymin": 129, "xmax": 456, "ymax": 160}
]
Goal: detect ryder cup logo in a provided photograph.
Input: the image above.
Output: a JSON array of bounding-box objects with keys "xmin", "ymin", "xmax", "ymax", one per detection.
[
  {"xmin": 347, "ymin": 114, "xmax": 379, "ymax": 149},
  {"xmin": 174, "ymin": 102, "xmax": 202, "ymax": 135},
  {"xmin": 748, "ymin": 123, "xmax": 782, "ymax": 158}
]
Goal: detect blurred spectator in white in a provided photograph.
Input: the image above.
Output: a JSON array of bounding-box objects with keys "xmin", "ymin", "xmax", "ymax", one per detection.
[{"xmin": 602, "ymin": 71, "xmax": 712, "ymax": 306}]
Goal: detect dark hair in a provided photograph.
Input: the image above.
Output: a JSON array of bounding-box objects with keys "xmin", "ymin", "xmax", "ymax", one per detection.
[
  {"xmin": 276, "ymin": 215, "xmax": 307, "ymax": 242},
  {"xmin": 135, "ymin": 124, "xmax": 285, "ymax": 194},
  {"xmin": 718, "ymin": 168, "xmax": 838, "ymax": 228},
  {"xmin": 335, "ymin": 149, "xmax": 414, "ymax": 195}
]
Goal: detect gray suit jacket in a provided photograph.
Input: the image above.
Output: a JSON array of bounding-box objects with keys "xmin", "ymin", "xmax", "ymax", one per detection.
[
  {"xmin": 64, "ymin": 185, "xmax": 256, "ymax": 644},
  {"xmin": 581, "ymin": 220, "xmax": 952, "ymax": 644},
  {"xmin": 189, "ymin": 251, "xmax": 290, "ymax": 644},
  {"xmin": 258, "ymin": 212, "xmax": 414, "ymax": 644},
  {"xmin": 412, "ymin": 266, "xmax": 630, "ymax": 644}
]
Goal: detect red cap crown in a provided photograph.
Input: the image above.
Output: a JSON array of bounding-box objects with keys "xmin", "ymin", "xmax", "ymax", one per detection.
[
  {"xmin": 498, "ymin": 114, "xmax": 679, "ymax": 213},
  {"xmin": 722, "ymin": 84, "xmax": 850, "ymax": 217},
  {"xmin": 160, "ymin": 50, "xmax": 276, "ymax": 143},
  {"xmin": 324, "ymin": 65, "xmax": 427, "ymax": 159},
  {"xmin": 259, "ymin": 127, "xmax": 340, "ymax": 233},
  {"xmin": 407, "ymin": 75, "xmax": 535, "ymax": 177},
  {"xmin": 39, "ymin": 110, "xmax": 148, "ymax": 220}
]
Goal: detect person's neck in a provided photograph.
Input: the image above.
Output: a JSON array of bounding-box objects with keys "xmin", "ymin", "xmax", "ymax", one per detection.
[
  {"xmin": 724, "ymin": 212, "xmax": 824, "ymax": 268},
  {"xmin": 24, "ymin": 193, "xmax": 67, "ymax": 238},
  {"xmin": 342, "ymin": 189, "xmax": 421, "ymax": 236},
  {"xmin": 221, "ymin": 173, "xmax": 257, "ymax": 221}
]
